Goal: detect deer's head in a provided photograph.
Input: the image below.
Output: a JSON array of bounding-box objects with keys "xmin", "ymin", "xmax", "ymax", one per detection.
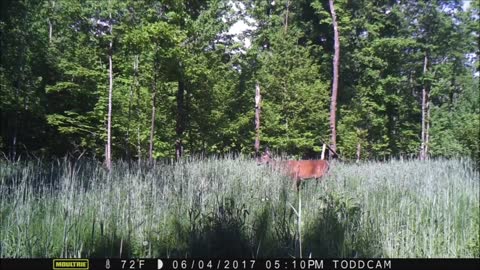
[{"xmin": 257, "ymin": 147, "xmax": 273, "ymax": 165}]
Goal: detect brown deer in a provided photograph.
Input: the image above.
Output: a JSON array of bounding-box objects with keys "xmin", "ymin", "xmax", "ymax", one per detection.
[{"xmin": 258, "ymin": 149, "xmax": 330, "ymax": 190}]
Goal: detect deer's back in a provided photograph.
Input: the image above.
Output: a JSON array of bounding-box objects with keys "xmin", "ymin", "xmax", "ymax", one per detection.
[{"xmin": 276, "ymin": 160, "xmax": 329, "ymax": 180}]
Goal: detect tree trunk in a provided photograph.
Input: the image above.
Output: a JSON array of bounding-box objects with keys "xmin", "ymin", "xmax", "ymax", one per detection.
[
  {"xmin": 11, "ymin": 15, "xmax": 27, "ymax": 160},
  {"xmin": 356, "ymin": 142, "xmax": 361, "ymax": 163},
  {"xmin": 11, "ymin": 82, "xmax": 19, "ymax": 160},
  {"xmin": 149, "ymin": 68, "xmax": 157, "ymax": 163},
  {"xmin": 420, "ymin": 53, "xmax": 429, "ymax": 161},
  {"xmin": 135, "ymin": 57, "xmax": 142, "ymax": 165},
  {"xmin": 254, "ymin": 83, "xmax": 261, "ymax": 157},
  {"xmin": 48, "ymin": 1, "xmax": 54, "ymax": 43},
  {"xmin": 321, "ymin": 144, "xmax": 326, "ymax": 160},
  {"xmin": 176, "ymin": 63, "xmax": 185, "ymax": 160},
  {"xmin": 329, "ymin": 0, "xmax": 340, "ymax": 155},
  {"xmin": 284, "ymin": 0, "xmax": 290, "ymax": 34},
  {"xmin": 125, "ymin": 55, "xmax": 138, "ymax": 161},
  {"xmin": 48, "ymin": 19, "xmax": 53, "ymax": 43},
  {"xmin": 105, "ymin": 6, "xmax": 113, "ymax": 171},
  {"xmin": 185, "ymin": 79, "xmax": 192, "ymax": 155}
]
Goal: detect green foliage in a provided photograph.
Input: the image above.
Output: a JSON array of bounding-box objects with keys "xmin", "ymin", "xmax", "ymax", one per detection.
[{"xmin": 0, "ymin": 0, "xmax": 477, "ymax": 160}]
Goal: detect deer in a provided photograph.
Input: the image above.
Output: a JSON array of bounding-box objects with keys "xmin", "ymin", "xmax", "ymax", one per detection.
[{"xmin": 258, "ymin": 148, "xmax": 330, "ymax": 191}]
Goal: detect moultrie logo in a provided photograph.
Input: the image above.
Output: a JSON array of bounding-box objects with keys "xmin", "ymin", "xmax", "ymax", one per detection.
[{"xmin": 52, "ymin": 259, "xmax": 89, "ymax": 270}]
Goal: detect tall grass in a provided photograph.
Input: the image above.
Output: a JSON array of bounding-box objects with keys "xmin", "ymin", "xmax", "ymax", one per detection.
[{"xmin": 0, "ymin": 156, "xmax": 478, "ymax": 258}]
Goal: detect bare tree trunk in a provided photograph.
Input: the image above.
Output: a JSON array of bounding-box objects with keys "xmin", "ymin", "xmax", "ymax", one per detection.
[
  {"xmin": 149, "ymin": 68, "xmax": 157, "ymax": 163},
  {"xmin": 284, "ymin": 0, "xmax": 290, "ymax": 34},
  {"xmin": 321, "ymin": 144, "xmax": 326, "ymax": 160},
  {"xmin": 47, "ymin": 1, "xmax": 55, "ymax": 43},
  {"xmin": 135, "ymin": 57, "xmax": 142, "ymax": 165},
  {"xmin": 420, "ymin": 53, "xmax": 429, "ymax": 161},
  {"xmin": 11, "ymin": 16, "xmax": 27, "ymax": 160},
  {"xmin": 125, "ymin": 55, "xmax": 138, "ymax": 161},
  {"xmin": 185, "ymin": 81, "xmax": 192, "ymax": 155},
  {"xmin": 329, "ymin": 0, "xmax": 340, "ymax": 155},
  {"xmin": 48, "ymin": 19, "xmax": 53, "ymax": 43},
  {"xmin": 255, "ymin": 83, "xmax": 262, "ymax": 157},
  {"xmin": 105, "ymin": 6, "xmax": 113, "ymax": 171},
  {"xmin": 176, "ymin": 63, "xmax": 185, "ymax": 160},
  {"xmin": 356, "ymin": 142, "xmax": 361, "ymax": 163},
  {"xmin": 11, "ymin": 82, "xmax": 19, "ymax": 160}
]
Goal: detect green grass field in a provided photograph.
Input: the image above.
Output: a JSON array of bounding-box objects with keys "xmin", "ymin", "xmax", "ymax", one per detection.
[{"xmin": 0, "ymin": 157, "xmax": 478, "ymax": 258}]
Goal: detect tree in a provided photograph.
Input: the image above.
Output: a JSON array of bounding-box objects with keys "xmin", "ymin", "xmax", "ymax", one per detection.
[
  {"xmin": 247, "ymin": 0, "xmax": 330, "ymax": 157},
  {"xmin": 329, "ymin": 0, "xmax": 340, "ymax": 156},
  {"xmin": 0, "ymin": 0, "xmax": 476, "ymax": 162},
  {"xmin": 0, "ymin": 0, "xmax": 52, "ymax": 159},
  {"xmin": 105, "ymin": 0, "xmax": 114, "ymax": 170},
  {"xmin": 254, "ymin": 83, "xmax": 261, "ymax": 156},
  {"xmin": 420, "ymin": 52, "xmax": 429, "ymax": 160}
]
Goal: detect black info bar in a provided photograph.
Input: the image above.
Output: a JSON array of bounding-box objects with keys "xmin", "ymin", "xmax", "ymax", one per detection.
[{"xmin": 0, "ymin": 258, "xmax": 478, "ymax": 270}]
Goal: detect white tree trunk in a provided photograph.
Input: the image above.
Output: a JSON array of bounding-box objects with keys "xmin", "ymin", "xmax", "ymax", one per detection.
[
  {"xmin": 321, "ymin": 143, "xmax": 326, "ymax": 160},
  {"xmin": 329, "ymin": 0, "xmax": 340, "ymax": 155},
  {"xmin": 149, "ymin": 71, "xmax": 157, "ymax": 163},
  {"xmin": 48, "ymin": 1, "xmax": 55, "ymax": 43},
  {"xmin": 420, "ymin": 53, "xmax": 429, "ymax": 161},
  {"xmin": 105, "ymin": 5, "xmax": 113, "ymax": 170},
  {"xmin": 356, "ymin": 142, "xmax": 361, "ymax": 163},
  {"xmin": 255, "ymin": 83, "xmax": 261, "ymax": 156}
]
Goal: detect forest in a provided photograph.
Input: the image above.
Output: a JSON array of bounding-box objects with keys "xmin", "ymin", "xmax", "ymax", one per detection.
[
  {"xmin": 0, "ymin": 0, "xmax": 478, "ymax": 163},
  {"xmin": 0, "ymin": 0, "xmax": 479, "ymax": 260}
]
